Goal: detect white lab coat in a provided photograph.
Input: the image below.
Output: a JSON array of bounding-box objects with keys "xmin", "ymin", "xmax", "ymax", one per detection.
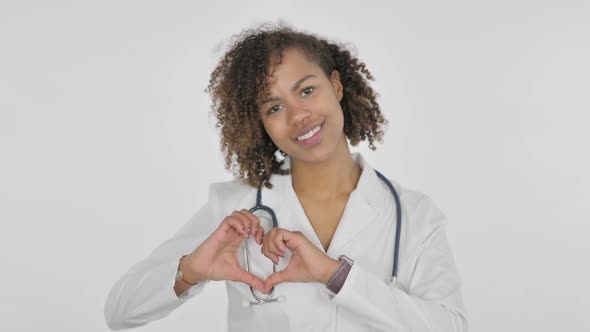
[{"xmin": 104, "ymin": 153, "xmax": 468, "ymax": 331}]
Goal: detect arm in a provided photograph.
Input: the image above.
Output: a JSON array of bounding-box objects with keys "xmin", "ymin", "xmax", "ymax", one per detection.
[
  {"xmin": 103, "ymin": 186, "xmax": 220, "ymax": 330},
  {"xmin": 331, "ymin": 224, "xmax": 468, "ymax": 332}
]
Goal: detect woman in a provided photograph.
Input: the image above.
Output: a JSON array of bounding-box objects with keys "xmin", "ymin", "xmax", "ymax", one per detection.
[{"xmin": 104, "ymin": 24, "xmax": 468, "ymax": 331}]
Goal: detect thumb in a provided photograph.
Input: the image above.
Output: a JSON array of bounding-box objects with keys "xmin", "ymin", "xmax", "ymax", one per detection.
[
  {"xmin": 233, "ymin": 268, "xmax": 265, "ymax": 294},
  {"xmin": 264, "ymin": 269, "xmax": 289, "ymax": 293}
]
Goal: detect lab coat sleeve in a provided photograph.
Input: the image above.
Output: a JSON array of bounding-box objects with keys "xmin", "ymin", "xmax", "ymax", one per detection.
[
  {"xmin": 104, "ymin": 184, "xmax": 222, "ymax": 330},
  {"xmin": 331, "ymin": 223, "xmax": 468, "ymax": 332}
]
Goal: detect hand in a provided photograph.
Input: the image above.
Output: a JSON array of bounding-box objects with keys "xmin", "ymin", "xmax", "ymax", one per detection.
[
  {"xmin": 183, "ymin": 209, "xmax": 266, "ymax": 293},
  {"xmin": 261, "ymin": 228, "xmax": 340, "ymax": 293}
]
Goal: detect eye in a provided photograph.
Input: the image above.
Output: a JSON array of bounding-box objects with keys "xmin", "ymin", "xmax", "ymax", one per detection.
[
  {"xmin": 267, "ymin": 104, "xmax": 283, "ymax": 114},
  {"xmin": 301, "ymin": 86, "xmax": 315, "ymax": 96}
]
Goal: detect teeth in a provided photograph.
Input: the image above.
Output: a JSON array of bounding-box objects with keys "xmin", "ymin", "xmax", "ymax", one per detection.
[{"xmin": 297, "ymin": 125, "xmax": 321, "ymax": 141}]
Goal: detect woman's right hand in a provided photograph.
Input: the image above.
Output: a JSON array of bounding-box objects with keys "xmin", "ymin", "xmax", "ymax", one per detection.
[{"xmin": 181, "ymin": 209, "xmax": 266, "ymax": 293}]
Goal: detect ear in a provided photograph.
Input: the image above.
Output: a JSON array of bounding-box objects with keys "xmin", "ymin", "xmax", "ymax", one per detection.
[{"xmin": 330, "ymin": 70, "xmax": 344, "ymax": 102}]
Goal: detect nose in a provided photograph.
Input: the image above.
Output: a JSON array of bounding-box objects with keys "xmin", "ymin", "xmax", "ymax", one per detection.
[{"xmin": 287, "ymin": 101, "xmax": 311, "ymax": 127}]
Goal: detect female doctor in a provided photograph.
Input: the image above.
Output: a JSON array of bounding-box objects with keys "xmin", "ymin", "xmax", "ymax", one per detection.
[{"xmin": 104, "ymin": 24, "xmax": 468, "ymax": 331}]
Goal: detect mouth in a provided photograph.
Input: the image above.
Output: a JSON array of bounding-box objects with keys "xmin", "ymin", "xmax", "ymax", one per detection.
[{"xmin": 293, "ymin": 121, "xmax": 324, "ymax": 147}]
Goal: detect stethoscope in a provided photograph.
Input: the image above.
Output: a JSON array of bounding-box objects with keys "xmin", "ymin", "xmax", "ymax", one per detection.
[{"xmin": 242, "ymin": 169, "xmax": 402, "ymax": 307}]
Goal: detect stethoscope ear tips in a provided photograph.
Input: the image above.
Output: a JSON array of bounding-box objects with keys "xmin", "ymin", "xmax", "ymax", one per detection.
[
  {"xmin": 276, "ymin": 295, "xmax": 286, "ymax": 303},
  {"xmin": 241, "ymin": 299, "xmax": 252, "ymax": 308}
]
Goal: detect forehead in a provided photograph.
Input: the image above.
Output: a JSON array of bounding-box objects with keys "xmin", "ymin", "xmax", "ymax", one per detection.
[{"xmin": 265, "ymin": 48, "xmax": 324, "ymax": 85}]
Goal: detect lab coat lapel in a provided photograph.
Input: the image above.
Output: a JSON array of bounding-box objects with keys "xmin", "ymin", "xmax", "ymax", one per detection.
[
  {"xmin": 284, "ymin": 185, "xmax": 327, "ymax": 251},
  {"xmin": 326, "ymin": 194, "xmax": 378, "ymax": 257},
  {"xmin": 261, "ymin": 153, "xmax": 387, "ymax": 257},
  {"xmin": 262, "ymin": 164, "xmax": 332, "ymax": 251},
  {"xmin": 258, "ymin": 173, "xmax": 290, "ymax": 230},
  {"xmin": 326, "ymin": 154, "xmax": 384, "ymax": 256}
]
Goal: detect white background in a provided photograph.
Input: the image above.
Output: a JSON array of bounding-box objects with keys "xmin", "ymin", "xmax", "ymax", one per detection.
[{"xmin": 1, "ymin": 1, "xmax": 589, "ymax": 331}]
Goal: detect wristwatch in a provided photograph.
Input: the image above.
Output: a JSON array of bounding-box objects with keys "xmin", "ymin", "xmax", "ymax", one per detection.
[
  {"xmin": 326, "ymin": 255, "xmax": 354, "ymax": 294},
  {"xmin": 175, "ymin": 255, "xmax": 197, "ymax": 286}
]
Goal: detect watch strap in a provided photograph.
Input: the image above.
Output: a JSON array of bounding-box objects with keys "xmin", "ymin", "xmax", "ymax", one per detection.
[
  {"xmin": 326, "ymin": 255, "xmax": 353, "ymax": 294},
  {"xmin": 176, "ymin": 255, "xmax": 198, "ymax": 286}
]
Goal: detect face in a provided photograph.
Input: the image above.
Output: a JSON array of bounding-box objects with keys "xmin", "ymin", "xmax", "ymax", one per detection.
[{"xmin": 258, "ymin": 47, "xmax": 345, "ymax": 164}]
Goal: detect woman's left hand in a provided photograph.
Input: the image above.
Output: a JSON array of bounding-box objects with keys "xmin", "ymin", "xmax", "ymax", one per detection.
[{"xmin": 261, "ymin": 228, "xmax": 340, "ymax": 293}]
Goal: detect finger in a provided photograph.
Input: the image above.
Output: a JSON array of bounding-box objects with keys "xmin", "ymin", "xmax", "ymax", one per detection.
[
  {"xmin": 224, "ymin": 217, "xmax": 247, "ymax": 236},
  {"xmin": 271, "ymin": 231, "xmax": 287, "ymax": 256},
  {"xmin": 264, "ymin": 269, "xmax": 290, "ymax": 293},
  {"xmin": 233, "ymin": 269, "xmax": 265, "ymax": 294},
  {"xmin": 261, "ymin": 242, "xmax": 280, "ymax": 265},
  {"xmin": 279, "ymin": 230, "xmax": 305, "ymax": 252},
  {"xmin": 249, "ymin": 219, "xmax": 264, "ymax": 245},
  {"xmin": 265, "ymin": 229, "xmax": 287, "ymax": 257},
  {"xmin": 262, "ymin": 227, "xmax": 272, "ymax": 251},
  {"xmin": 263, "ymin": 229, "xmax": 280, "ymax": 258},
  {"xmin": 239, "ymin": 209, "xmax": 261, "ymax": 234},
  {"xmin": 268, "ymin": 252, "xmax": 280, "ymax": 265},
  {"xmin": 238, "ymin": 209, "xmax": 261, "ymax": 238},
  {"xmin": 231, "ymin": 210, "xmax": 252, "ymax": 236},
  {"xmin": 263, "ymin": 229, "xmax": 281, "ymax": 263},
  {"xmin": 254, "ymin": 226, "xmax": 265, "ymax": 245}
]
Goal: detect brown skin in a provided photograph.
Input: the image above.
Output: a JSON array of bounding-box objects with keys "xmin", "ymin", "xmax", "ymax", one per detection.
[
  {"xmin": 262, "ymin": 229, "xmax": 340, "ymax": 293},
  {"xmin": 179, "ymin": 209, "xmax": 267, "ymax": 294},
  {"xmin": 207, "ymin": 26, "xmax": 386, "ymax": 189},
  {"xmin": 257, "ymin": 47, "xmax": 361, "ymax": 292},
  {"xmin": 259, "ymin": 48, "xmax": 361, "ymax": 200},
  {"xmin": 178, "ymin": 26, "xmax": 387, "ymax": 296}
]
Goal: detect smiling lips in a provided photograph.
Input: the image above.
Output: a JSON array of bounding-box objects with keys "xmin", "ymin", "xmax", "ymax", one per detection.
[
  {"xmin": 294, "ymin": 122, "xmax": 324, "ymax": 146},
  {"xmin": 296, "ymin": 124, "xmax": 321, "ymax": 141}
]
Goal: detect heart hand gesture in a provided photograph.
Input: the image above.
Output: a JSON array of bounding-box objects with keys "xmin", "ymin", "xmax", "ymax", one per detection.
[
  {"xmin": 261, "ymin": 228, "xmax": 340, "ymax": 293},
  {"xmin": 183, "ymin": 210, "xmax": 266, "ymax": 293}
]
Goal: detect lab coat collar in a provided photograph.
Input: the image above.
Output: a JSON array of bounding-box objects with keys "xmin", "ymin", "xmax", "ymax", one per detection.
[
  {"xmin": 267, "ymin": 152, "xmax": 385, "ymax": 207},
  {"xmin": 349, "ymin": 152, "xmax": 386, "ymax": 208},
  {"xmin": 263, "ymin": 152, "xmax": 388, "ymax": 255}
]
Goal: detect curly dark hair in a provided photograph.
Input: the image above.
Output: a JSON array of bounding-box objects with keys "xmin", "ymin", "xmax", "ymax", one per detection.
[{"xmin": 207, "ymin": 23, "xmax": 387, "ymax": 189}]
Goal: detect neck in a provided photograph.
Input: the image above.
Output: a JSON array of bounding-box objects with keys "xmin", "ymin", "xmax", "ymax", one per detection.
[{"xmin": 290, "ymin": 134, "xmax": 362, "ymax": 200}]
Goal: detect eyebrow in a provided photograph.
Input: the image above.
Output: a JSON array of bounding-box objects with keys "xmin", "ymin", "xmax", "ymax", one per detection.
[{"xmin": 260, "ymin": 74, "xmax": 317, "ymax": 105}]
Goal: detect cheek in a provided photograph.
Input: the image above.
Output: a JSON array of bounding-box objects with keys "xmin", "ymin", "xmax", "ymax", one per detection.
[
  {"xmin": 262, "ymin": 121, "xmax": 287, "ymax": 144},
  {"xmin": 328, "ymin": 105, "xmax": 345, "ymax": 130}
]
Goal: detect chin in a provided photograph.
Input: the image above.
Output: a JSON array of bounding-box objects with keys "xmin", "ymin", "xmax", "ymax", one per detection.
[
  {"xmin": 284, "ymin": 126, "xmax": 345, "ymax": 164},
  {"xmin": 289, "ymin": 146, "xmax": 336, "ymax": 165}
]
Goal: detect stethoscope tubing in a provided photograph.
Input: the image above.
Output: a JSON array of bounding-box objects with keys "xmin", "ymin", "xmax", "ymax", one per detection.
[
  {"xmin": 246, "ymin": 191, "xmax": 279, "ymax": 304},
  {"xmin": 374, "ymin": 170, "xmax": 402, "ymax": 283},
  {"xmin": 245, "ymin": 169, "xmax": 401, "ymax": 305}
]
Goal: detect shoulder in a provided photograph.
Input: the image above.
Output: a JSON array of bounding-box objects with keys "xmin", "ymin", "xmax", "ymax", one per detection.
[
  {"xmin": 386, "ymin": 179, "xmax": 448, "ymax": 244},
  {"xmin": 209, "ymin": 179, "xmax": 253, "ymax": 196},
  {"xmin": 399, "ymin": 183, "xmax": 445, "ymax": 222}
]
